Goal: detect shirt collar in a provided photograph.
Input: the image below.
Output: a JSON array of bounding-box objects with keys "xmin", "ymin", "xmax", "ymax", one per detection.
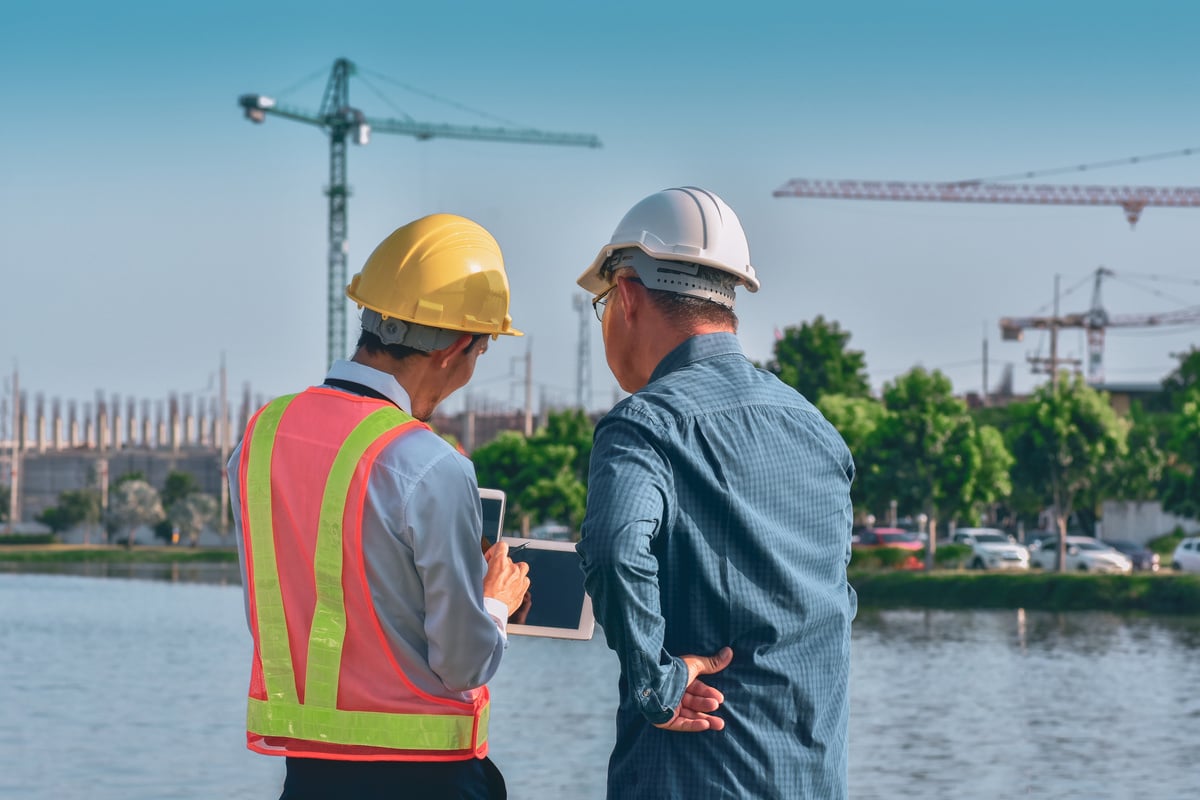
[
  {"xmin": 648, "ymin": 332, "xmax": 745, "ymax": 384},
  {"xmin": 325, "ymin": 359, "xmax": 414, "ymax": 414}
]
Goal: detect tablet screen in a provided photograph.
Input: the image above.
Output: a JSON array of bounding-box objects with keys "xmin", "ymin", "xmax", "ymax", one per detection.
[
  {"xmin": 502, "ymin": 536, "xmax": 595, "ymax": 640},
  {"xmin": 478, "ymin": 488, "xmax": 505, "ymax": 550}
]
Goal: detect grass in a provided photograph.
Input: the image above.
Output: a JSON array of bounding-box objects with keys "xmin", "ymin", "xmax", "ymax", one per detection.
[
  {"xmin": 850, "ymin": 569, "xmax": 1200, "ymax": 614},
  {"xmin": 0, "ymin": 543, "xmax": 237, "ymax": 563}
]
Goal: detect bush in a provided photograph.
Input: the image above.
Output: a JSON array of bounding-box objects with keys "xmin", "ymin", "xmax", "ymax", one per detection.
[
  {"xmin": 1147, "ymin": 526, "xmax": 1187, "ymax": 557},
  {"xmin": 0, "ymin": 533, "xmax": 57, "ymax": 546},
  {"xmin": 849, "ymin": 570, "xmax": 1200, "ymax": 613}
]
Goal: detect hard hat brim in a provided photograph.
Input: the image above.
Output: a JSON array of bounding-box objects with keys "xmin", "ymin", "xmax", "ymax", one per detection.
[{"xmin": 577, "ymin": 242, "xmax": 760, "ymax": 295}]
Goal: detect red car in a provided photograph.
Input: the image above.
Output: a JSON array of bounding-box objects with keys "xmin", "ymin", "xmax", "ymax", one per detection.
[{"xmin": 852, "ymin": 527, "xmax": 923, "ymax": 569}]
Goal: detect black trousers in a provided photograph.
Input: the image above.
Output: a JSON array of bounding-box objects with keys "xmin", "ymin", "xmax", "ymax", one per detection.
[{"xmin": 278, "ymin": 756, "xmax": 507, "ymax": 800}]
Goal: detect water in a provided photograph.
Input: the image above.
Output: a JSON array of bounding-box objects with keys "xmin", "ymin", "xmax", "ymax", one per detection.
[{"xmin": 2, "ymin": 568, "xmax": 1198, "ymax": 799}]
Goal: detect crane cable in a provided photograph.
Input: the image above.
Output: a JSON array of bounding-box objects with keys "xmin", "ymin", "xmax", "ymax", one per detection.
[{"xmin": 957, "ymin": 145, "xmax": 1200, "ymax": 185}]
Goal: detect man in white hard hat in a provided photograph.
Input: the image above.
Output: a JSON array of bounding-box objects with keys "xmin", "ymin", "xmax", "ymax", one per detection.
[
  {"xmin": 576, "ymin": 187, "xmax": 857, "ymax": 799},
  {"xmin": 228, "ymin": 214, "xmax": 529, "ymax": 799}
]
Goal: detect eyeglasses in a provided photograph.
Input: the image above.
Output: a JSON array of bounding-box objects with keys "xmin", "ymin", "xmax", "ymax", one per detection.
[
  {"xmin": 591, "ymin": 284, "xmax": 616, "ymax": 321},
  {"xmin": 591, "ymin": 276, "xmax": 642, "ymax": 322}
]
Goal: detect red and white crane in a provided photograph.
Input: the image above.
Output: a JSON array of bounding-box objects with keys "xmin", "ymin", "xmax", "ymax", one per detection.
[{"xmin": 772, "ymin": 178, "xmax": 1200, "ymax": 227}]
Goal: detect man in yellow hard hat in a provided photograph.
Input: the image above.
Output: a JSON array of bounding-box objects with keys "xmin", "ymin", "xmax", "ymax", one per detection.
[
  {"xmin": 577, "ymin": 187, "xmax": 857, "ymax": 799},
  {"xmin": 227, "ymin": 214, "xmax": 530, "ymax": 799}
]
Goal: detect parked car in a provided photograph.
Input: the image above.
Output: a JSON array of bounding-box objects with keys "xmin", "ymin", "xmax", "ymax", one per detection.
[
  {"xmin": 853, "ymin": 527, "xmax": 923, "ymax": 570},
  {"xmin": 855, "ymin": 527, "xmax": 923, "ymax": 551},
  {"xmin": 951, "ymin": 528, "xmax": 1030, "ymax": 571},
  {"xmin": 529, "ymin": 522, "xmax": 574, "ymax": 542},
  {"xmin": 1171, "ymin": 537, "xmax": 1200, "ymax": 573},
  {"xmin": 1102, "ymin": 539, "xmax": 1161, "ymax": 572},
  {"xmin": 1028, "ymin": 536, "xmax": 1133, "ymax": 573}
]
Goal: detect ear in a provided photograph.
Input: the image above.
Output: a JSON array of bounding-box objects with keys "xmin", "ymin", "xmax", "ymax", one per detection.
[
  {"xmin": 615, "ymin": 276, "xmax": 642, "ymax": 324},
  {"xmin": 435, "ymin": 334, "xmax": 476, "ymax": 369}
]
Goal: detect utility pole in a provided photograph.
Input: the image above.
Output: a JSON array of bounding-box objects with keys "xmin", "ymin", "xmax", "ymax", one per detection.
[
  {"xmin": 573, "ymin": 294, "xmax": 592, "ymax": 411},
  {"xmin": 6, "ymin": 367, "xmax": 18, "ymax": 530},
  {"xmin": 981, "ymin": 322, "xmax": 989, "ymax": 407},
  {"xmin": 523, "ymin": 338, "xmax": 534, "ymax": 437},
  {"xmin": 218, "ymin": 353, "xmax": 230, "ymax": 533}
]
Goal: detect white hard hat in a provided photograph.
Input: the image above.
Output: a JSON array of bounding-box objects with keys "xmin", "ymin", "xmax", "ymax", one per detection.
[{"xmin": 577, "ymin": 186, "xmax": 760, "ymax": 303}]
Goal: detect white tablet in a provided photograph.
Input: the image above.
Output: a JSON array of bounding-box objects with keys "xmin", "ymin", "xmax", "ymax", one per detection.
[
  {"xmin": 478, "ymin": 488, "xmax": 506, "ymax": 550},
  {"xmin": 501, "ymin": 536, "xmax": 595, "ymax": 641}
]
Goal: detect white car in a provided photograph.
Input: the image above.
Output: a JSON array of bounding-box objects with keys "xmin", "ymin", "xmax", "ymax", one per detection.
[
  {"xmin": 952, "ymin": 528, "xmax": 1029, "ymax": 571},
  {"xmin": 1029, "ymin": 536, "xmax": 1132, "ymax": 573},
  {"xmin": 1171, "ymin": 537, "xmax": 1200, "ymax": 573}
]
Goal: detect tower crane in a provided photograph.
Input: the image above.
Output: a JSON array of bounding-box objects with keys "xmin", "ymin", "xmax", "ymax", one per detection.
[
  {"xmin": 999, "ymin": 267, "xmax": 1200, "ymax": 384},
  {"xmin": 773, "ymin": 178, "xmax": 1200, "ymax": 227},
  {"xmin": 239, "ymin": 58, "xmax": 602, "ymax": 367}
]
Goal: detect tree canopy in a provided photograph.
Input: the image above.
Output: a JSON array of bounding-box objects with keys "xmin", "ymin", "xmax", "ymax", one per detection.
[
  {"xmin": 762, "ymin": 316, "xmax": 870, "ymax": 402},
  {"xmin": 1006, "ymin": 374, "xmax": 1129, "ymax": 564},
  {"xmin": 471, "ymin": 409, "xmax": 593, "ymax": 533},
  {"xmin": 859, "ymin": 368, "xmax": 1011, "ymax": 537}
]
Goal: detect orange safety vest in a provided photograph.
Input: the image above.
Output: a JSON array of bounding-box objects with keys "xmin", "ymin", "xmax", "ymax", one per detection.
[{"xmin": 237, "ymin": 387, "xmax": 490, "ymax": 762}]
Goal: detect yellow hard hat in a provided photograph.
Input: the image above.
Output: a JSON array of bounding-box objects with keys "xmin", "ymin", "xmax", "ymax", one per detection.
[{"xmin": 347, "ymin": 214, "xmax": 522, "ymax": 339}]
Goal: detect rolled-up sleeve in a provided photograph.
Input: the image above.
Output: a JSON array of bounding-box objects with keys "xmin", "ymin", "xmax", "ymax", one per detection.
[{"xmin": 577, "ymin": 415, "xmax": 687, "ymax": 724}]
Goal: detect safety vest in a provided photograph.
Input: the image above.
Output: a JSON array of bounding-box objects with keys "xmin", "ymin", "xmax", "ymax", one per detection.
[{"xmin": 237, "ymin": 387, "xmax": 490, "ymax": 761}]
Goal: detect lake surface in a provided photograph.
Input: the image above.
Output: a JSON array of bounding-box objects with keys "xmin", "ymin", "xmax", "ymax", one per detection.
[{"xmin": 2, "ymin": 567, "xmax": 1198, "ymax": 799}]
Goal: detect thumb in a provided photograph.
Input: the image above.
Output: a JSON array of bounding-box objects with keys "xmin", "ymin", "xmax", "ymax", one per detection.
[{"xmin": 697, "ymin": 647, "xmax": 734, "ymax": 676}]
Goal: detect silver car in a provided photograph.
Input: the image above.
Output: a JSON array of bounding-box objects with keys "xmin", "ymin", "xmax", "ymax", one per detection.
[
  {"xmin": 952, "ymin": 528, "xmax": 1030, "ymax": 571},
  {"xmin": 1029, "ymin": 536, "xmax": 1132, "ymax": 573}
]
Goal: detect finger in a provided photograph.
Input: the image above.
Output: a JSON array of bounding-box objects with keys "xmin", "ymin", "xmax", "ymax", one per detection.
[
  {"xmin": 679, "ymin": 692, "xmax": 720, "ymax": 713},
  {"xmin": 683, "ymin": 679, "xmax": 724, "ymax": 704},
  {"xmin": 517, "ymin": 561, "xmax": 530, "ymax": 576},
  {"xmin": 697, "ymin": 647, "xmax": 733, "ymax": 675}
]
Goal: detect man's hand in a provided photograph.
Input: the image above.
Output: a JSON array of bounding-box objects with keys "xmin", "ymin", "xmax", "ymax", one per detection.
[
  {"xmin": 654, "ymin": 647, "xmax": 734, "ymax": 733},
  {"xmin": 483, "ymin": 541, "xmax": 531, "ymax": 616}
]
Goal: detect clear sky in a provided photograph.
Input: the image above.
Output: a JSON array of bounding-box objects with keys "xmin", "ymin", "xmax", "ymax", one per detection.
[{"xmin": 2, "ymin": 0, "xmax": 1199, "ymax": 424}]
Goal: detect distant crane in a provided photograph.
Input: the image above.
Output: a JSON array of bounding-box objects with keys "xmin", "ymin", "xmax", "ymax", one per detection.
[
  {"xmin": 999, "ymin": 267, "xmax": 1200, "ymax": 384},
  {"xmin": 239, "ymin": 58, "xmax": 602, "ymax": 367},
  {"xmin": 772, "ymin": 178, "xmax": 1200, "ymax": 228}
]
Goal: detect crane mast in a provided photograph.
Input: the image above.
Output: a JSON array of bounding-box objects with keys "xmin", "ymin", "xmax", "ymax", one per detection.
[
  {"xmin": 240, "ymin": 58, "xmax": 601, "ymax": 367},
  {"xmin": 1000, "ymin": 267, "xmax": 1200, "ymax": 383}
]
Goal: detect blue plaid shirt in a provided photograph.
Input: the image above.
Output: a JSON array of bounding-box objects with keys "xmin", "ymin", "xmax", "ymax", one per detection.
[{"xmin": 578, "ymin": 333, "xmax": 857, "ymax": 799}]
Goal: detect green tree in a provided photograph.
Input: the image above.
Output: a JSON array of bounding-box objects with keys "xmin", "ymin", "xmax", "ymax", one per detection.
[
  {"xmin": 471, "ymin": 409, "xmax": 594, "ymax": 533},
  {"xmin": 1161, "ymin": 387, "xmax": 1200, "ymax": 519},
  {"xmin": 169, "ymin": 493, "xmax": 219, "ymax": 547},
  {"xmin": 761, "ymin": 316, "xmax": 870, "ymax": 402},
  {"xmin": 155, "ymin": 471, "xmax": 202, "ymax": 542},
  {"xmin": 36, "ymin": 489, "xmax": 102, "ymax": 538},
  {"xmin": 161, "ymin": 471, "xmax": 200, "ymax": 509},
  {"xmin": 0, "ymin": 484, "xmax": 8, "ymax": 523},
  {"xmin": 107, "ymin": 479, "xmax": 164, "ymax": 548},
  {"xmin": 1162, "ymin": 346, "xmax": 1200, "ymax": 403},
  {"xmin": 862, "ymin": 368, "xmax": 1011, "ymax": 558},
  {"xmin": 817, "ymin": 394, "xmax": 886, "ymax": 514},
  {"xmin": 1007, "ymin": 374, "xmax": 1130, "ymax": 571}
]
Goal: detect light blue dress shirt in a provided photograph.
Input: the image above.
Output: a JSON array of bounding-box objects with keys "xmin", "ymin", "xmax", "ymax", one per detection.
[
  {"xmin": 578, "ymin": 333, "xmax": 857, "ymax": 799},
  {"xmin": 227, "ymin": 360, "xmax": 508, "ymax": 701}
]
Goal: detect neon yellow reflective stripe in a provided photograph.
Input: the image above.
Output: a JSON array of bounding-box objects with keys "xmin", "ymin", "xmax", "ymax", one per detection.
[
  {"xmin": 245, "ymin": 394, "xmax": 300, "ymax": 705},
  {"xmin": 247, "ymin": 697, "xmax": 488, "ymax": 751},
  {"xmin": 304, "ymin": 406, "xmax": 410, "ymax": 709}
]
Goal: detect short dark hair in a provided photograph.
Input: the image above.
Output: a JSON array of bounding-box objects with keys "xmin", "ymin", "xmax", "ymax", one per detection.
[
  {"xmin": 641, "ymin": 286, "xmax": 738, "ymax": 331},
  {"xmin": 356, "ymin": 330, "xmax": 488, "ymax": 361}
]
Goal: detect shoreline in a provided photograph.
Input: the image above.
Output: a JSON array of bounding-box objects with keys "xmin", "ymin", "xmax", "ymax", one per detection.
[{"xmin": 3, "ymin": 546, "xmax": 1198, "ymax": 614}]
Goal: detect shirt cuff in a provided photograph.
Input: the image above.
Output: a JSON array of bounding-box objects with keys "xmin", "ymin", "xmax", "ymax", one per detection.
[{"xmin": 483, "ymin": 596, "xmax": 510, "ymax": 646}]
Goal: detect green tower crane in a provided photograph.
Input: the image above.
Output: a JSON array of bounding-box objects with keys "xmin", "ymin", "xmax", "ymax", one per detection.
[{"xmin": 239, "ymin": 57, "xmax": 602, "ymax": 367}]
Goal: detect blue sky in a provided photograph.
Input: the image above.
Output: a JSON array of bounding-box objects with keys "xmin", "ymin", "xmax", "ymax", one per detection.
[{"xmin": 3, "ymin": 0, "xmax": 1199, "ymax": 423}]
